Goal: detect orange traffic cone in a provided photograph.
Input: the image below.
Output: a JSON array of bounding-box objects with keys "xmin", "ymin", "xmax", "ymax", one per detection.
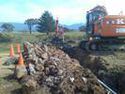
[
  {"xmin": 17, "ymin": 44, "xmax": 21, "ymax": 54},
  {"xmin": 18, "ymin": 53, "xmax": 24, "ymax": 66},
  {"xmin": 10, "ymin": 44, "xmax": 15, "ymax": 57}
]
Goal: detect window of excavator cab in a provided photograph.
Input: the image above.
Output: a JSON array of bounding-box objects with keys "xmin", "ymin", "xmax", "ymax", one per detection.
[{"xmin": 88, "ymin": 13, "xmax": 93, "ymax": 23}]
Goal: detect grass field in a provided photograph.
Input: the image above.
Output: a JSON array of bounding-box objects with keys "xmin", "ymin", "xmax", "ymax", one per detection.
[
  {"xmin": 0, "ymin": 32, "xmax": 84, "ymax": 55},
  {"xmin": 64, "ymin": 32, "xmax": 85, "ymax": 40}
]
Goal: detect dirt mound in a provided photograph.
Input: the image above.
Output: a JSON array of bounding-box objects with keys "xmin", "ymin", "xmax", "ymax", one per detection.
[{"xmin": 16, "ymin": 42, "xmax": 106, "ymax": 94}]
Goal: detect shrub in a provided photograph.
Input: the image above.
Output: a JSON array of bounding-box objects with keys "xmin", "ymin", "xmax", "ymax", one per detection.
[{"xmin": 0, "ymin": 33, "xmax": 14, "ymax": 42}]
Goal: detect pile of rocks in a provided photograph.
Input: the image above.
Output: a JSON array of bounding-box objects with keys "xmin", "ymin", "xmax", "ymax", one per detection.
[{"xmin": 17, "ymin": 42, "xmax": 106, "ymax": 94}]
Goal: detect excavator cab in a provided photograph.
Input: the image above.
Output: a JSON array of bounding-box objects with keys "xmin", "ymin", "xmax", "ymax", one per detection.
[
  {"xmin": 79, "ymin": 6, "xmax": 108, "ymax": 51},
  {"xmin": 86, "ymin": 6, "xmax": 107, "ymax": 38}
]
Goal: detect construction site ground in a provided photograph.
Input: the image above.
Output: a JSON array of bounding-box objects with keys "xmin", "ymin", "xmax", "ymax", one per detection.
[
  {"xmin": 0, "ymin": 32, "xmax": 83, "ymax": 94},
  {"xmin": 0, "ymin": 32, "xmax": 125, "ymax": 94},
  {"xmin": 1, "ymin": 46, "xmax": 125, "ymax": 94},
  {"xmin": 0, "ymin": 53, "xmax": 21, "ymax": 94},
  {"xmin": 63, "ymin": 47, "xmax": 125, "ymax": 94}
]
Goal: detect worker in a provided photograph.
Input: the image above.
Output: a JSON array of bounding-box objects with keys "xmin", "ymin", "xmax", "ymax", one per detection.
[{"xmin": 59, "ymin": 27, "xmax": 64, "ymax": 42}]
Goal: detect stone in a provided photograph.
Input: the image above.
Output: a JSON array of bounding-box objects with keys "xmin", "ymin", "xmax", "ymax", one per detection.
[{"xmin": 14, "ymin": 65, "xmax": 27, "ymax": 79}]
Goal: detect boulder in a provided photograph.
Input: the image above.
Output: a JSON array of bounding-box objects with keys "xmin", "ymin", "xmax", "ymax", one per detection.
[{"xmin": 14, "ymin": 65, "xmax": 27, "ymax": 79}]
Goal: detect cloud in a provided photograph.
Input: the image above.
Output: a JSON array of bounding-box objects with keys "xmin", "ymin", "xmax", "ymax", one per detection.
[
  {"xmin": 105, "ymin": 0, "xmax": 125, "ymax": 14},
  {"xmin": 0, "ymin": 2, "xmax": 45, "ymax": 22},
  {"xmin": 0, "ymin": 0, "xmax": 86, "ymax": 24},
  {"xmin": 0, "ymin": 0, "xmax": 125, "ymax": 25},
  {"xmin": 0, "ymin": 4, "xmax": 23, "ymax": 22},
  {"xmin": 49, "ymin": 7, "xmax": 85, "ymax": 24},
  {"xmin": 23, "ymin": 3, "xmax": 45, "ymax": 19}
]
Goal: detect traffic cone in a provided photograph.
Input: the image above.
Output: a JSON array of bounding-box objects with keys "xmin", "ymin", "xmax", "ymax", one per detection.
[
  {"xmin": 18, "ymin": 53, "xmax": 24, "ymax": 66},
  {"xmin": 10, "ymin": 44, "xmax": 15, "ymax": 57},
  {"xmin": 17, "ymin": 44, "xmax": 21, "ymax": 54}
]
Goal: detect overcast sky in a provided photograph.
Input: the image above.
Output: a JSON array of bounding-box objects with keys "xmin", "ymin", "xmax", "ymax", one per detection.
[{"xmin": 0, "ymin": 0, "xmax": 124, "ymax": 25}]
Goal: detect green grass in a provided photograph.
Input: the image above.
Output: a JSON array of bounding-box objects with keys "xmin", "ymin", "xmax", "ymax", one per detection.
[
  {"xmin": 0, "ymin": 32, "xmax": 84, "ymax": 54},
  {"xmin": 9, "ymin": 32, "xmax": 46, "ymax": 43},
  {"xmin": 0, "ymin": 43, "xmax": 10, "ymax": 53},
  {"xmin": 64, "ymin": 32, "xmax": 84, "ymax": 40},
  {"xmin": 0, "ymin": 32, "xmax": 49, "ymax": 52}
]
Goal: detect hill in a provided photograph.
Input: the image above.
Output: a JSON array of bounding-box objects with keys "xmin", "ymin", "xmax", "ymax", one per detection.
[
  {"xmin": 64, "ymin": 23, "xmax": 84, "ymax": 30},
  {"xmin": 0, "ymin": 22, "xmax": 84, "ymax": 31},
  {"xmin": 0, "ymin": 22, "xmax": 28, "ymax": 31}
]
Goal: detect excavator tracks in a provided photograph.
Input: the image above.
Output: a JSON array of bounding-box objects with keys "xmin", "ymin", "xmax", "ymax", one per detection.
[{"xmin": 79, "ymin": 40, "xmax": 125, "ymax": 52}]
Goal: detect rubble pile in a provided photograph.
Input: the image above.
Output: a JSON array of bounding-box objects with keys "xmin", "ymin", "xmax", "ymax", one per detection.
[{"xmin": 19, "ymin": 42, "xmax": 106, "ymax": 94}]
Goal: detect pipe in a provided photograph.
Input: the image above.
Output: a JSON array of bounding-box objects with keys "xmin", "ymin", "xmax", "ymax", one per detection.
[{"xmin": 98, "ymin": 79, "xmax": 117, "ymax": 94}]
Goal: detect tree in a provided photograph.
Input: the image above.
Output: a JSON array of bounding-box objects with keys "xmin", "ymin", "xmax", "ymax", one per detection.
[
  {"xmin": 24, "ymin": 18, "xmax": 38, "ymax": 34},
  {"xmin": 1, "ymin": 23, "xmax": 14, "ymax": 32},
  {"xmin": 37, "ymin": 11, "xmax": 55, "ymax": 34}
]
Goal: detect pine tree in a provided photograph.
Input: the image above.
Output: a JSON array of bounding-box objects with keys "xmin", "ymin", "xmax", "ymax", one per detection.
[{"xmin": 37, "ymin": 11, "xmax": 55, "ymax": 34}]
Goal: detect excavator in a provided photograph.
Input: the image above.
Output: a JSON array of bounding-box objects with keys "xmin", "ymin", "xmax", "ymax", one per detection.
[{"xmin": 80, "ymin": 5, "xmax": 125, "ymax": 51}]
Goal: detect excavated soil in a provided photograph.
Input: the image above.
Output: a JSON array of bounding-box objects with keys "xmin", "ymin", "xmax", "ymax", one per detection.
[
  {"xmin": 63, "ymin": 46, "xmax": 125, "ymax": 94},
  {"xmin": 14, "ymin": 42, "xmax": 107, "ymax": 94}
]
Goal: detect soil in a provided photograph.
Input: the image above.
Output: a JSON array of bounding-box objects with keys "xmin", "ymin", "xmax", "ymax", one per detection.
[
  {"xmin": 1, "ymin": 41, "xmax": 125, "ymax": 94},
  {"xmin": 63, "ymin": 46, "xmax": 125, "ymax": 94},
  {"xmin": 0, "ymin": 54, "xmax": 21, "ymax": 94},
  {"xmin": 16, "ymin": 42, "xmax": 107, "ymax": 94}
]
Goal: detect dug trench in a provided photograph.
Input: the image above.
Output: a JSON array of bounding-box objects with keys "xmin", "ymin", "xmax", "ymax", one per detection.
[{"xmin": 63, "ymin": 46, "xmax": 125, "ymax": 94}]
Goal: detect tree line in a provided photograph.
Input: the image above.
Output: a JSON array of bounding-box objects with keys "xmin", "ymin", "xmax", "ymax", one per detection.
[
  {"xmin": 0, "ymin": 11, "xmax": 85, "ymax": 34},
  {"xmin": 25, "ymin": 11, "xmax": 56, "ymax": 34},
  {"xmin": 0, "ymin": 11, "xmax": 55, "ymax": 34}
]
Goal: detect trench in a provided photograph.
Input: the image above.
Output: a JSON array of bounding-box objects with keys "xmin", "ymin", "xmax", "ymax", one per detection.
[{"xmin": 62, "ymin": 46, "xmax": 125, "ymax": 94}]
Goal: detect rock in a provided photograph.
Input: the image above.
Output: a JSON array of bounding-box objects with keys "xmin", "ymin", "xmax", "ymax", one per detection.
[
  {"xmin": 28, "ymin": 63, "xmax": 36, "ymax": 75},
  {"xmin": 35, "ymin": 64, "xmax": 44, "ymax": 71},
  {"xmin": 14, "ymin": 65, "xmax": 27, "ymax": 79},
  {"xmin": 25, "ymin": 79, "xmax": 38, "ymax": 90},
  {"xmin": 41, "ymin": 53, "xmax": 48, "ymax": 60},
  {"xmin": 82, "ymin": 77, "xmax": 87, "ymax": 84},
  {"xmin": 37, "ymin": 58, "xmax": 44, "ymax": 64}
]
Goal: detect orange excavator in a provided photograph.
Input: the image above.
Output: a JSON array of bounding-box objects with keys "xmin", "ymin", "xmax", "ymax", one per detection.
[{"xmin": 80, "ymin": 5, "xmax": 125, "ymax": 51}]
